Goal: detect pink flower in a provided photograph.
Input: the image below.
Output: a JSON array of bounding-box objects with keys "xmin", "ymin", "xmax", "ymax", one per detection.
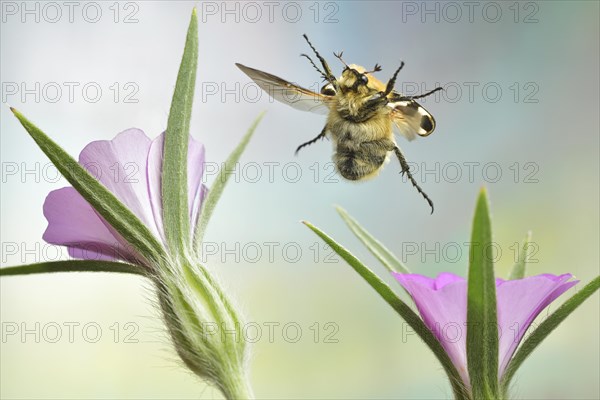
[
  {"xmin": 393, "ymin": 272, "xmax": 578, "ymax": 387},
  {"xmin": 42, "ymin": 128, "xmax": 207, "ymax": 263}
]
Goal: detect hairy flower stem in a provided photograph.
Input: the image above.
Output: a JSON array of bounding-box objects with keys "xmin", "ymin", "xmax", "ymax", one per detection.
[
  {"xmin": 220, "ymin": 370, "xmax": 254, "ymax": 400},
  {"xmin": 156, "ymin": 256, "xmax": 252, "ymax": 399}
]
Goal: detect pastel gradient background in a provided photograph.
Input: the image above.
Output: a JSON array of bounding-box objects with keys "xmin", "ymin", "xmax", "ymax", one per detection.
[{"xmin": 1, "ymin": 1, "xmax": 598, "ymax": 399}]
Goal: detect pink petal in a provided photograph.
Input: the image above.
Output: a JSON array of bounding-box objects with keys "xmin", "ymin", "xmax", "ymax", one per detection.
[
  {"xmin": 393, "ymin": 272, "xmax": 470, "ymax": 386},
  {"xmin": 146, "ymin": 133, "xmax": 206, "ymax": 243},
  {"xmin": 394, "ymin": 272, "xmax": 578, "ymax": 386},
  {"xmin": 146, "ymin": 135, "xmax": 165, "ymax": 244},
  {"xmin": 78, "ymin": 128, "xmax": 161, "ymax": 241},
  {"xmin": 496, "ymin": 274, "xmax": 578, "ymax": 376},
  {"xmin": 191, "ymin": 183, "xmax": 208, "ymax": 229},
  {"xmin": 43, "ymin": 128, "xmax": 208, "ymax": 264},
  {"xmin": 434, "ymin": 272, "xmax": 465, "ymax": 289},
  {"xmin": 43, "ymin": 187, "xmax": 139, "ymax": 261},
  {"xmin": 186, "ymin": 135, "xmax": 207, "ymax": 226}
]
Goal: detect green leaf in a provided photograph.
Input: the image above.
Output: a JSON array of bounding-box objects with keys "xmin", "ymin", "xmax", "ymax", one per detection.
[
  {"xmin": 508, "ymin": 231, "xmax": 532, "ymax": 280},
  {"xmin": 162, "ymin": 8, "xmax": 198, "ymax": 255},
  {"xmin": 193, "ymin": 112, "xmax": 265, "ymax": 255},
  {"xmin": 335, "ymin": 206, "xmax": 410, "ymax": 274},
  {"xmin": 10, "ymin": 108, "xmax": 166, "ymax": 266},
  {"xmin": 0, "ymin": 261, "xmax": 146, "ymax": 276},
  {"xmin": 466, "ymin": 188, "xmax": 500, "ymax": 399},
  {"xmin": 500, "ymin": 275, "xmax": 600, "ymax": 394},
  {"xmin": 303, "ymin": 220, "xmax": 470, "ymax": 400}
]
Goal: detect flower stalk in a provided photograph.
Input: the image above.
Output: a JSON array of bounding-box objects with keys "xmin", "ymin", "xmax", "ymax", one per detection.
[{"xmin": 157, "ymin": 257, "xmax": 252, "ymax": 399}]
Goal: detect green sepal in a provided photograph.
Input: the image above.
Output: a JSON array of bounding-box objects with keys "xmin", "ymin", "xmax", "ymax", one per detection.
[
  {"xmin": 193, "ymin": 112, "xmax": 265, "ymax": 255},
  {"xmin": 335, "ymin": 206, "xmax": 410, "ymax": 274},
  {"xmin": 0, "ymin": 260, "xmax": 146, "ymax": 276},
  {"xmin": 466, "ymin": 188, "xmax": 500, "ymax": 399},
  {"xmin": 508, "ymin": 231, "xmax": 533, "ymax": 280},
  {"xmin": 162, "ymin": 8, "xmax": 198, "ymax": 255}
]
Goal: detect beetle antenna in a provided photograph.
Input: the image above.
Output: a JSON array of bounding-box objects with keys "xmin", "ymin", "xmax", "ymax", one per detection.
[
  {"xmin": 303, "ymin": 34, "xmax": 337, "ymax": 85},
  {"xmin": 301, "ymin": 53, "xmax": 327, "ymax": 81},
  {"xmin": 334, "ymin": 51, "xmax": 349, "ymax": 68},
  {"xmin": 365, "ymin": 63, "xmax": 382, "ymax": 74}
]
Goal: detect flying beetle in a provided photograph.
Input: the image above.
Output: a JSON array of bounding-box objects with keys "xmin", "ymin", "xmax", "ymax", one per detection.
[{"xmin": 236, "ymin": 35, "xmax": 443, "ymax": 213}]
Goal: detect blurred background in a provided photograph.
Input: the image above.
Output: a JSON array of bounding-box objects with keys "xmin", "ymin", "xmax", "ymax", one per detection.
[{"xmin": 1, "ymin": 1, "xmax": 598, "ymax": 399}]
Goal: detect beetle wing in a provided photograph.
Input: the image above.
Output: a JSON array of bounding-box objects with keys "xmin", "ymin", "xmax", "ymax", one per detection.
[
  {"xmin": 236, "ymin": 63, "xmax": 333, "ymax": 115},
  {"xmin": 388, "ymin": 96, "xmax": 437, "ymax": 141}
]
